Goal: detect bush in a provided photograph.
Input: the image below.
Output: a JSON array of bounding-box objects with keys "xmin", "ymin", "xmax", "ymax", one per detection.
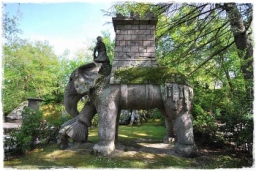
[
  {"xmin": 192, "ymin": 104, "xmax": 219, "ymax": 145},
  {"xmin": 147, "ymin": 109, "xmax": 164, "ymax": 122},
  {"xmin": 8, "ymin": 108, "xmax": 43, "ymax": 154},
  {"xmin": 217, "ymin": 103, "xmax": 253, "ymax": 153},
  {"xmin": 5, "ymin": 108, "xmax": 73, "ymax": 155},
  {"xmin": 91, "ymin": 114, "xmax": 99, "ymax": 127},
  {"xmin": 41, "ymin": 103, "xmax": 65, "ymax": 124},
  {"xmin": 50, "ymin": 113, "xmax": 72, "ymax": 130}
]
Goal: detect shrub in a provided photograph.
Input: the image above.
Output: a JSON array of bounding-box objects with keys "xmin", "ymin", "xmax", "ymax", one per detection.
[
  {"xmin": 40, "ymin": 103, "xmax": 65, "ymax": 124},
  {"xmin": 91, "ymin": 114, "xmax": 99, "ymax": 127},
  {"xmin": 9, "ymin": 108, "xmax": 43, "ymax": 154},
  {"xmin": 50, "ymin": 114, "xmax": 72, "ymax": 130},
  {"xmin": 192, "ymin": 104, "xmax": 219, "ymax": 144},
  {"xmin": 147, "ymin": 109, "xmax": 164, "ymax": 122}
]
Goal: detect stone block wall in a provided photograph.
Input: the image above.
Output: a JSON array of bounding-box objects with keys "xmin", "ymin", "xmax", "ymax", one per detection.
[
  {"xmin": 114, "ymin": 24, "xmax": 156, "ymax": 59},
  {"xmin": 110, "ymin": 16, "xmax": 158, "ymax": 84}
]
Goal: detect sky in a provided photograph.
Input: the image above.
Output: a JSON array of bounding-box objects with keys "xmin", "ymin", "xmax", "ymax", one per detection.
[
  {"xmin": 3, "ymin": 0, "xmax": 247, "ymax": 58},
  {"xmin": 3, "ymin": 0, "xmax": 116, "ymax": 58}
]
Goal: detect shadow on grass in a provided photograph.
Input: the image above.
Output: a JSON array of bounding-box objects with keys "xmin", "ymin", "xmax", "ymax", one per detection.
[{"xmin": 4, "ymin": 143, "xmax": 195, "ymax": 169}]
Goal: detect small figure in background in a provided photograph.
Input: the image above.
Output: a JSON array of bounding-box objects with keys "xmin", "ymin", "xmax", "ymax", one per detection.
[
  {"xmin": 131, "ymin": 110, "xmax": 139, "ymax": 125},
  {"xmin": 39, "ymin": 120, "xmax": 48, "ymax": 130},
  {"xmin": 93, "ymin": 36, "xmax": 109, "ymax": 63}
]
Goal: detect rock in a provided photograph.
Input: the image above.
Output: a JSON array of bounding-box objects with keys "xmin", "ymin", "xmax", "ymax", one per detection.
[{"xmin": 6, "ymin": 101, "xmax": 28, "ymax": 121}]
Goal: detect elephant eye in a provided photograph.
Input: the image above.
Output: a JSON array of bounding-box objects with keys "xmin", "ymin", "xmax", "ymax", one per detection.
[{"xmin": 69, "ymin": 78, "xmax": 73, "ymax": 82}]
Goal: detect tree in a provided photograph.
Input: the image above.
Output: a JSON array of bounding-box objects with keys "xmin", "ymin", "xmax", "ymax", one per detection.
[
  {"xmin": 3, "ymin": 40, "xmax": 62, "ymax": 114},
  {"xmin": 2, "ymin": 3, "xmax": 22, "ymax": 43},
  {"xmin": 222, "ymin": 3, "xmax": 253, "ymax": 81},
  {"xmin": 101, "ymin": 30, "xmax": 115, "ymax": 63},
  {"xmin": 110, "ymin": 2, "xmax": 253, "ymax": 84}
]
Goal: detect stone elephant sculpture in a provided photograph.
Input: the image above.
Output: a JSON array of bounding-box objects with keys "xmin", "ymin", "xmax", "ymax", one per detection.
[{"xmin": 59, "ymin": 61, "xmax": 197, "ymax": 157}]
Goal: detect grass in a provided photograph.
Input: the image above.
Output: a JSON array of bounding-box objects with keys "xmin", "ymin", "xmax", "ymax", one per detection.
[
  {"xmin": 4, "ymin": 121, "xmax": 253, "ymax": 169},
  {"xmin": 114, "ymin": 67, "xmax": 190, "ymax": 85}
]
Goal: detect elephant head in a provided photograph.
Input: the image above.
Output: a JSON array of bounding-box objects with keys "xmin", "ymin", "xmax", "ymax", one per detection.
[
  {"xmin": 64, "ymin": 62, "xmax": 102, "ymax": 117},
  {"xmin": 59, "ymin": 62, "xmax": 111, "ymax": 148}
]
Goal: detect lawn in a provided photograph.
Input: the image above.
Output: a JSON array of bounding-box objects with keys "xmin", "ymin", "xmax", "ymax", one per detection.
[{"xmin": 4, "ymin": 121, "xmax": 253, "ymax": 169}]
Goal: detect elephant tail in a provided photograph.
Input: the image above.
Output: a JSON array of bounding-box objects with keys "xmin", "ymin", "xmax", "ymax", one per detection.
[{"xmin": 66, "ymin": 119, "xmax": 89, "ymax": 142}]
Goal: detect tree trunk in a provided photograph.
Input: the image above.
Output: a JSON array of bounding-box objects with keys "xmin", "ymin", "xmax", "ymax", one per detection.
[{"xmin": 224, "ymin": 3, "xmax": 253, "ymax": 81}]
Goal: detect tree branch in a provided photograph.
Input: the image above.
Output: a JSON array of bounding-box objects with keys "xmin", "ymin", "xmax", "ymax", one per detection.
[{"xmin": 188, "ymin": 41, "xmax": 235, "ymax": 76}]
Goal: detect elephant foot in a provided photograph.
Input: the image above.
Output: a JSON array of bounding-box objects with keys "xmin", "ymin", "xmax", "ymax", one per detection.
[
  {"xmin": 173, "ymin": 143, "xmax": 197, "ymax": 157},
  {"xmin": 93, "ymin": 141, "xmax": 115, "ymax": 155},
  {"xmin": 163, "ymin": 136, "xmax": 175, "ymax": 144}
]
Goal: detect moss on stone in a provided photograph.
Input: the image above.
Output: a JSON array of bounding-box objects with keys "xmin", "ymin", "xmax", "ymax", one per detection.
[{"xmin": 114, "ymin": 67, "xmax": 190, "ymax": 85}]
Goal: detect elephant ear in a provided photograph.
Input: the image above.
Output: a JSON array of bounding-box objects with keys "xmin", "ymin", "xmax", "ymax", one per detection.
[{"xmin": 73, "ymin": 62, "xmax": 102, "ymax": 94}]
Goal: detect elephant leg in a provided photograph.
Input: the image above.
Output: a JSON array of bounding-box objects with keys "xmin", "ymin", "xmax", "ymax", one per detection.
[
  {"xmin": 93, "ymin": 99, "xmax": 118, "ymax": 155},
  {"xmin": 64, "ymin": 101, "xmax": 97, "ymax": 143},
  {"xmin": 173, "ymin": 111, "xmax": 197, "ymax": 157},
  {"xmin": 158, "ymin": 108, "xmax": 175, "ymax": 144}
]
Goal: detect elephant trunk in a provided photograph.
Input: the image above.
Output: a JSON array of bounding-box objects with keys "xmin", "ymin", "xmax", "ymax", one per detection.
[{"xmin": 64, "ymin": 81, "xmax": 86, "ymax": 118}]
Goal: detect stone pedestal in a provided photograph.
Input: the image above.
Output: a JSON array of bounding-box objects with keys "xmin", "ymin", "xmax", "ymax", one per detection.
[{"xmin": 27, "ymin": 98, "xmax": 43, "ymax": 110}]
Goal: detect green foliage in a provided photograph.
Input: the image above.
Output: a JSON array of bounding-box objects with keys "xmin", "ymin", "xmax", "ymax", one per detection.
[
  {"xmin": 191, "ymin": 80, "xmax": 253, "ymax": 151},
  {"xmin": 5, "ymin": 108, "xmax": 72, "ymax": 155},
  {"xmin": 2, "ymin": 7, "xmax": 99, "ymax": 114},
  {"xmin": 114, "ymin": 67, "xmax": 189, "ymax": 85},
  {"xmin": 110, "ymin": 2, "xmax": 253, "ymax": 153},
  {"xmin": 89, "ymin": 30, "xmax": 115, "ymax": 64},
  {"xmin": 3, "ymin": 40, "xmax": 61, "ymax": 113},
  {"xmin": 91, "ymin": 114, "xmax": 99, "ymax": 127},
  {"xmin": 2, "ymin": 38, "xmax": 93, "ymax": 114},
  {"xmin": 113, "ymin": 2, "xmax": 162, "ymax": 18},
  {"xmin": 192, "ymin": 104, "xmax": 218, "ymax": 138},
  {"xmin": 9, "ymin": 108, "xmax": 43, "ymax": 154},
  {"xmin": 146, "ymin": 109, "xmax": 164, "ymax": 122},
  {"xmin": 40, "ymin": 103, "xmax": 72, "ymax": 134},
  {"xmin": 4, "ymin": 122, "xmax": 253, "ymax": 169},
  {"xmin": 2, "ymin": 4, "xmax": 22, "ymax": 43},
  {"xmin": 3, "ymin": 2, "xmax": 253, "ymax": 159},
  {"xmin": 50, "ymin": 114, "xmax": 72, "ymax": 130},
  {"xmin": 216, "ymin": 92, "xmax": 253, "ymax": 153},
  {"xmin": 101, "ymin": 31, "xmax": 115, "ymax": 63}
]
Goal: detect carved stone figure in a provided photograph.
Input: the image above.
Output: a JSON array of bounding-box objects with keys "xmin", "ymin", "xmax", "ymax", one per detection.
[
  {"xmin": 93, "ymin": 36, "xmax": 109, "ymax": 63},
  {"xmin": 58, "ymin": 15, "xmax": 197, "ymax": 158},
  {"xmin": 59, "ymin": 61, "xmax": 197, "ymax": 157},
  {"xmin": 119, "ymin": 110, "xmax": 131, "ymax": 125}
]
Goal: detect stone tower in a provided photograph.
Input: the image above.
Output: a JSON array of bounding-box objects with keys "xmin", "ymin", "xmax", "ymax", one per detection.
[{"xmin": 110, "ymin": 13, "xmax": 158, "ymax": 84}]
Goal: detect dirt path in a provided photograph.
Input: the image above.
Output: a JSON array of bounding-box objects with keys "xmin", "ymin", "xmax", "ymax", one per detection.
[{"xmin": 112, "ymin": 141, "xmax": 175, "ymax": 157}]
